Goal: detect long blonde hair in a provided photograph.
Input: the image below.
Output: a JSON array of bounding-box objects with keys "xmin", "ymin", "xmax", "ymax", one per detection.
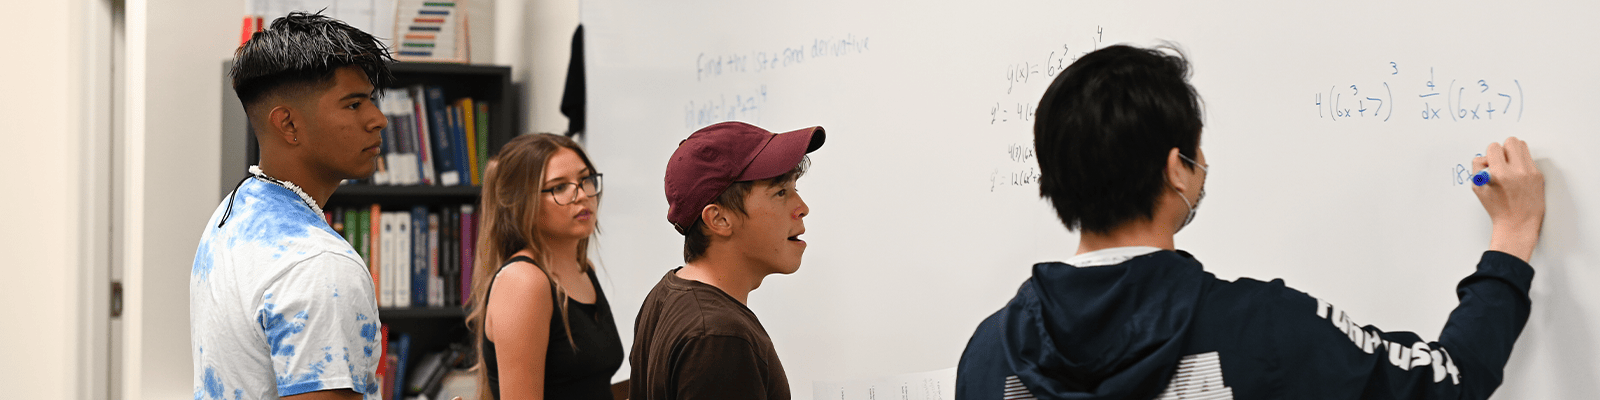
[{"xmin": 466, "ymin": 133, "xmax": 600, "ymax": 400}]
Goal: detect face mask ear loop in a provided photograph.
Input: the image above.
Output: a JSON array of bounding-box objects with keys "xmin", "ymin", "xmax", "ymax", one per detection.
[
  {"xmin": 1172, "ymin": 183, "xmax": 1200, "ymax": 232},
  {"xmin": 217, "ymin": 175, "xmax": 253, "ymax": 228}
]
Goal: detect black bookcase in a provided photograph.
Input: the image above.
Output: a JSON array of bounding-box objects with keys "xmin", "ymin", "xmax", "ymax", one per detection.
[{"xmin": 221, "ymin": 62, "xmax": 519, "ymax": 392}]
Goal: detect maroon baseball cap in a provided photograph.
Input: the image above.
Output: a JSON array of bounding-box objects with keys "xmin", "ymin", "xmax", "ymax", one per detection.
[{"xmin": 664, "ymin": 121, "xmax": 826, "ymax": 234}]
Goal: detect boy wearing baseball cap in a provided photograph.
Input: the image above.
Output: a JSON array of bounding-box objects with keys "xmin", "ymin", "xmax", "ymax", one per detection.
[{"xmin": 629, "ymin": 121, "xmax": 825, "ymax": 400}]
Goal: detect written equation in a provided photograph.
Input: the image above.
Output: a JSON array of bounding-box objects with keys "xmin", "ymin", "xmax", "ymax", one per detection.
[
  {"xmin": 984, "ymin": 26, "xmax": 1108, "ymax": 193},
  {"xmin": 695, "ymin": 34, "xmax": 871, "ymax": 81},
  {"xmin": 1449, "ymin": 153, "xmax": 1486, "ymax": 187},
  {"xmin": 684, "ymin": 84, "xmax": 768, "ymax": 129},
  {"xmin": 988, "ymin": 26, "xmax": 1106, "ymax": 126},
  {"xmin": 1315, "ymin": 64, "xmax": 1525, "ymax": 122},
  {"xmin": 990, "ymin": 143, "xmax": 1041, "ymax": 192}
]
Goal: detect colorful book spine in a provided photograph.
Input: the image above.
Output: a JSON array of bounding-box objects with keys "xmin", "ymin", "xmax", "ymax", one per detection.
[
  {"xmin": 442, "ymin": 206, "xmax": 458, "ymax": 307},
  {"xmin": 428, "ymin": 211, "xmax": 444, "ymax": 308},
  {"xmin": 425, "ymin": 86, "xmax": 460, "ymax": 186},
  {"xmin": 475, "ymin": 101, "xmax": 489, "ymax": 185},
  {"xmin": 357, "ymin": 208, "xmax": 371, "ymax": 270},
  {"xmin": 380, "ymin": 212, "xmax": 396, "ymax": 308},
  {"xmin": 458, "ymin": 98, "xmax": 479, "ymax": 186},
  {"xmin": 378, "ymin": 324, "xmax": 391, "ymax": 400},
  {"xmin": 393, "ymin": 333, "xmax": 412, "ymax": 398},
  {"xmin": 460, "ymin": 204, "xmax": 476, "ymax": 306},
  {"xmin": 398, "ymin": 212, "xmax": 415, "ymax": 307},
  {"xmin": 411, "ymin": 206, "xmax": 429, "ymax": 307},
  {"xmin": 451, "ymin": 104, "xmax": 470, "ymax": 187},
  {"xmin": 410, "ymin": 86, "xmax": 436, "ymax": 186}
]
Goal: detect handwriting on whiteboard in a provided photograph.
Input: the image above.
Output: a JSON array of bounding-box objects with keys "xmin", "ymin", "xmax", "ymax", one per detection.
[
  {"xmin": 695, "ymin": 34, "xmax": 871, "ymax": 81},
  {"xmin": 991, "ymin": 143, "xmax": 1041, "ymax": 192},
  {"xmin": 1315, "ymin": 64, "xmax": 1525, "ymax": 122},
  {"xmin": 987, "ymin": 26, "xmax": 1106, "ymax": 125},
  {"xmin": 986, "ymin": 26, "xmax": 1108, "ymax": 193},
  {"xmin": 1450, "ymin": 153, "xmax": 1486, "ymax": 187},
  {"xmin": 684, "ymin": 84, "xmax": 768, "ymax": 129}
]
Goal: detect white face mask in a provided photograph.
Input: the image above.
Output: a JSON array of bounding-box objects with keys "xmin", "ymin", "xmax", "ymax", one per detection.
[{"xmin": 1174, "ymin": 152, "xmax": 1208, "ymax": 232}]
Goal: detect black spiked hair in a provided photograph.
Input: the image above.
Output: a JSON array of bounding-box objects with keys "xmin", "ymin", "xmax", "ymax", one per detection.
[{"xmin": 230, "ymin": 11, "xmax": 394, "ymax": 111}]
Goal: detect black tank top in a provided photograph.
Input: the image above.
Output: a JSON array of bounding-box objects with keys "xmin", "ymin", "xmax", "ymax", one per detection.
[{"xmin": 483, "ymin": 256, "xmax": 624, "ymax": 400}]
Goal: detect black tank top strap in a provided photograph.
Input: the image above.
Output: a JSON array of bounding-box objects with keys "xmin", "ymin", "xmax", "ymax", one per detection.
[{"xmin": 484, "ymin": 255, "xmax": 539, "ymax": 301}]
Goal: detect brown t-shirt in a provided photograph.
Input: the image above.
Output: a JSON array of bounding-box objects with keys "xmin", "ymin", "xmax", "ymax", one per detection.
[{"xmin": 630, "ymin": 268, "xmax": 789, "ymax": 400}]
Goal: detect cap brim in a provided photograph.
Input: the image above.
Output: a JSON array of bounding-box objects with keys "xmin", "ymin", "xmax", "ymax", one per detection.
[{"xmin": 736, "ymin": 126, "xmax": 825, "ymax": 181}]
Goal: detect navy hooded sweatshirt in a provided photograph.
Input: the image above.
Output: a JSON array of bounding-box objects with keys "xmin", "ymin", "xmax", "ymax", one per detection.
[{"xmin": 957, "ymin": 250, "xmax": 1533, "ymax": 400}]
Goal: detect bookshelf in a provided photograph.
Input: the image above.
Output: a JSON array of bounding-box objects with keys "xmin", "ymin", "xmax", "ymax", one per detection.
[{"xmin": 222, "ymin": 62, "xmax": 518, "ymax": 399}]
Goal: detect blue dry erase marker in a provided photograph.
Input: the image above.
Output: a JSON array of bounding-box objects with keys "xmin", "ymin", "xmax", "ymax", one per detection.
[{"xmin": 1472, "ymin": 169, "xmax": 1491, "ymax": 186}]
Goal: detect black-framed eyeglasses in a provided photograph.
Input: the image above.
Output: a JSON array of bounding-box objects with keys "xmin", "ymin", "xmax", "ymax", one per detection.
[{"xmin": 541, "ymin": 174, "xmax": 603, "ymax": 205}]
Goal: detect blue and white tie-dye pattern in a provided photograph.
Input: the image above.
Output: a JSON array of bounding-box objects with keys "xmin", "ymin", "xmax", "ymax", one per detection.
[{"xmin": 190, "ymin": 178, "xmax": 382, "ymax": 399}]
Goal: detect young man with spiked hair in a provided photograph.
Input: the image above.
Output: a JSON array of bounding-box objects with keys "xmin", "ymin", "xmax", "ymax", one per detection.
[{"xmin": 191, "ymin": 11, "xmax": 393, "ymax": 400}]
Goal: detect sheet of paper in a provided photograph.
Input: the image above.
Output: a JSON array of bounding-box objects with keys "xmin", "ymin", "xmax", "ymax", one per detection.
[{"xmin": 812, "ymin": 368, "xmax": 956, "ymax": 400}]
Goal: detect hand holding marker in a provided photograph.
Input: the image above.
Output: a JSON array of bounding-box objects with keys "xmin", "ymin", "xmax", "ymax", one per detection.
[
  {"xmin": 1473, "ymin": 168, "xmax": 1491, "ymax": 186},
  {"xmin": 1470, "ymin": 137, "xmax": 1545, "ymax": 263}
]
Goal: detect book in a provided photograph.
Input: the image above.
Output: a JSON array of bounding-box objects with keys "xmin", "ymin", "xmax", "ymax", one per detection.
[
  {"xmin": 410, "ymin": 206, "xmax": 429, "ymax": 307},
  {"xmin": 392, "ymin": 333, "xmax": 412, "ymax": 400},
  {"xmin": 451, "ymin": 104, "xmax": 470, "ymax": 188},
  {"xmin": 395, "ymin": 211, "xmax": 413, "ymax": 307},
  {"xmin": 373, "ymin": 92, "xmax": 395, "ymax": 186},
  {"xmin": 357, "ymin": 208, "xmax": 371, "ymax": 272},
  {"xmin": 369, "ymin": 204, "xmax": 382, "ymax": 304},
  {"xmin": 458, "ymin": 98, "xmax": 480, "ymax": 186},
  {"xmin": 342, "ymin": 208, "xmax": 358, "ymax": 244},
  {"xmin": 378, "ymin": 324, "xmax": 392, "ymax": 400},
  {"xmin": 475, "ymin": 101, "xmax": 489, "ymax": 186},
  {"xmin": 441, "ymin": 206, "xmax": 458, "ymax": 307},
  {"xmin": 380, "ymin": 211, "xmax": 396, "ymax": 308},
  {"xmin": 459, "ymin": 204, "xmax": 476, "ymax": 306},
  {"xmin": 425, "ymin": 86, "xmax": 461, "ymax": 186},
  {"xmin": 378, "ymin": 88, "xmax": 412, "ymax": 185},
  {"xmin": 410, "ymin": 86, "xmax": 437, "ymax": 185},
  {"xmin": 393, "ymin": 88, "xmax": 422, "ymax": 185},
  {"xmin": 428, "ymin": 211, "xmax": 444, "ymax": 307}
]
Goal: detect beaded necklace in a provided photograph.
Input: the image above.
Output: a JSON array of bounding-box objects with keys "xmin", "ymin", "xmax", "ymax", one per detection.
[{"xmin": 217, "ymin": 165, "xmax": 325, "ymax": 228}]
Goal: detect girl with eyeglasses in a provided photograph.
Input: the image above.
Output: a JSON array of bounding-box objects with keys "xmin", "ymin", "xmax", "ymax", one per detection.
[{"xmin": 467, "ymin": 133, "xmax": 622, "ymax": 400}]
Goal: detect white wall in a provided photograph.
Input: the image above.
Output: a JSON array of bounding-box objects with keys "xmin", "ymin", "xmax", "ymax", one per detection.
[
  {"xmin": 496, "ymin": 0, "xmax": 581, "ymax": 136},
  {"xmin": 0, "ymin": 0, "xmax": 86, "ymax": 398},
  {"xmin": 122, "ymin": 0, "xmax": 241, "ymax": 397}
]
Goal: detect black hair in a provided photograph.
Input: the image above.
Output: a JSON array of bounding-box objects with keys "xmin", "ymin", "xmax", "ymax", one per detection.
[
  {"xmin": 682, "ymin": 157, "xmax": 809, "ymax": 263},
  {"xmin": 1034, "ymin": 44, "xmax": 1204, "ymax": 234},
  {"xmin": 230, "ymin": 11, "xmax": 394, "ymax": 113}
]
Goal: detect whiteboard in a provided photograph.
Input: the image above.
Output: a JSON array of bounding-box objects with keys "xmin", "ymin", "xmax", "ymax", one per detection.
[{"xmin": 579, "ymin": 1, "xmax": 1598, "ymax": 398}]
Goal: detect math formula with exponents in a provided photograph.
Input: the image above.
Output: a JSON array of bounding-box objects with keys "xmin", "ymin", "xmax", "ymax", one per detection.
[
  {"xmin": 1315, "ymin": 64, "xmax": 1525, "ymax": 122},
  {"xmin": 985, "ymin": 26, "xmax": 1107, "ymax": 193},
  {"xmin": 990, "ymin": 143, "xmax": 1041, "ymax": 192}
]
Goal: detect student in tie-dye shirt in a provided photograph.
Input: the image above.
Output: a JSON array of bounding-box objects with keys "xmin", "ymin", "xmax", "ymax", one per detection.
[{"xmin": 191, "ymin": 11, "xmax": 393, "ymax": 400}]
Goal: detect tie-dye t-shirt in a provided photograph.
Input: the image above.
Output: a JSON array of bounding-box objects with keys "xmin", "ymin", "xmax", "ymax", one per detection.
[{"xmin": 190, "ymin": 178, "xmax": 382, "ymax": 399}]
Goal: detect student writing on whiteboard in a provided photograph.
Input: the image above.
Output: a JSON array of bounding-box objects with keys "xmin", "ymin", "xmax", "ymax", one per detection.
[
  {"xmin": 956, "ymin": 45, "xmax": 1545, "ymax": 400},
  {"xmin": 466, "ymin": 134, "xmax": 624, "ymax": 400},
  {"xmin": 630, "ymin": 121, "xmax": 826, "ymax": 400},
  {"xmin": 191, "ymin": 12, "xmax": 393, "ymax": 400}
]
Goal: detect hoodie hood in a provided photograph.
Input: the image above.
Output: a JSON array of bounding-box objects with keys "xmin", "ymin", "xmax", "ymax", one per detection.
[{"xmin": 998, "ymin": 250, "xmax": 1211, "ymax": 399}]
